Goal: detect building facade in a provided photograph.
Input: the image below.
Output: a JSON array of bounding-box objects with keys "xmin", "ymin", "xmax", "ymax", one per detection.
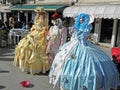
[
  {"xmin": 63, "ymin": 0, "xmax": 120, "ymax": 47},
  {"xmin": 0, "ymin": 0, "xmax": 120, "ymax": 47}
]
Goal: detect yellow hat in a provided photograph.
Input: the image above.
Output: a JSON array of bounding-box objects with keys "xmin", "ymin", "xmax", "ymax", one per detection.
[{"xmin": 34, "ymin": 7, "xmax": 46, "ymax": 13}]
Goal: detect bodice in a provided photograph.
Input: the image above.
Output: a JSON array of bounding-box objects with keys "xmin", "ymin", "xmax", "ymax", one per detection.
[
  {"xmin": 72, "ymin": 24, "xmax": 92, "ymax": 46},
  {"xmin": 76, "ymin": 24, "xmax": 92, "ymax": 40},
  {"xmin": 34, "ymin": 17, "xmax": 45, "ymax": 28},
  {"xmin": 73, "ymin": 13, "xmax": 93, "ymax": 46}
]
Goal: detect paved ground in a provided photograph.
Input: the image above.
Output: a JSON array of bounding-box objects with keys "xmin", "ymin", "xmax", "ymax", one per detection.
[
  {"xmin": 0, "ymin": 47, "xmax": 56, "ymax": 90},
  {"xmin": 0, "ymin": 46, "xmax": 118, "ymax": 90}
]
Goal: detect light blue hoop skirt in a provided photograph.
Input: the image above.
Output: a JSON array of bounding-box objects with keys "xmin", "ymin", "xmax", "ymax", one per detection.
[{"xmin": 49, "ymin": 39, "xmax": 119, "ymax": 90}]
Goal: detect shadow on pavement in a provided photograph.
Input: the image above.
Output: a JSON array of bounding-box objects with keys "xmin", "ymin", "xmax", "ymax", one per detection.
[
  {"xmin": 0, "ymin": 85, "xmax": 6, "ymax": 89},
  {"xmin": 26, "ymin": 84, "xmax": 35, "ymax": 88},
  {"xmin": 0, "ymin": 48, "xmax": 14, "ymax": 61},
  {"xmin": 0, "ymin": 48, "xmax": 14, "ymax": 55},
  {"xmin": 0, "ymin": 58, "xmax": 13, "ymax": 61},
  {"xmin": 0, "ymin": 70, "xmax": 10, "ymax": 73}
]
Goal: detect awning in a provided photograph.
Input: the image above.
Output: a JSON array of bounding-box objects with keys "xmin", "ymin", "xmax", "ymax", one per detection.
[
  {"xmin": 63, "ymin": 4, "xmax": 120, "ymax": 19},
  {"xmin": 56, "ymin": 6, "xmax": 68, "ymax": 14},
  {"xmin": 0, "ymin": 6, "xmax": 11, "ymax": 12},
  {"xmin": 11, "ymin": 5, "xmax": 65, "ymax": 11}
]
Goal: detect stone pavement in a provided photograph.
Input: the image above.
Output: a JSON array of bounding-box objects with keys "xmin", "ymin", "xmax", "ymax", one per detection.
[
  {"xmin": 0, "ymin": 46, "xmax": 118, "ymax": 90},
  {"xmin": 0, "ymin": 48, "xmax": 56, "ymax": 90}
]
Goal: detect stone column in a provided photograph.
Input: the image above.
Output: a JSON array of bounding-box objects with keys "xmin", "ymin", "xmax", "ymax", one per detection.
[
  {"xmin": 4, "ymin": 12, "xmax": 7, "ymax": 22},
  {"xmin": 94, "ymin": 18, "xmax": 102, "ymax": 44},
  {"xmin": 25, "ymin": 12, "xmax": 28, "ymax": 23},
  {"xmin": 111, "ymin": 19, "xmax": 118, "ymax": 47},
  {"xmin": 18, "ymin": 12, "xmax": 20, "ymax": 22},
  {"xmin": 0, "ymin": 13, "xmax": 1, "ymax": 20},
  {"xmin": 32, "ymin": 12, "xmax": 35, "ymax": 21}
]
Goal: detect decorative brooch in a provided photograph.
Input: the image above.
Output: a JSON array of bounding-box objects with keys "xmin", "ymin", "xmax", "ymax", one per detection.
[{"xmin": 71, "ymin": 54, "xmax": 76, "ymax": 59}]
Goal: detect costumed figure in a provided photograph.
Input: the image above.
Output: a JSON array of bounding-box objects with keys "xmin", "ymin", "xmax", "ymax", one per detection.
[
  {"xmin": 13, "ymin": 7, "xmax": 50, "ymax": 75},
  {"xmin": 49, "ymin": 13, "xmax": 119, "ymax": 90},
  {"xmin": 46, "ymin": 13, "xmax": 67, "ymax": 65}
]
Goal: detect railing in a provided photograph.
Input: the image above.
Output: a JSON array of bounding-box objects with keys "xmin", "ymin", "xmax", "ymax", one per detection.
[{"xmin": 8, "ymin": 29, "xmax": 29, "ymax": 48}]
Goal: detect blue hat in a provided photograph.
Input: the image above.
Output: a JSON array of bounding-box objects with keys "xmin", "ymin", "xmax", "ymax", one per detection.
[{"xmin": 74, "ymin": 13, "xmax": 91, "ymax": 30}]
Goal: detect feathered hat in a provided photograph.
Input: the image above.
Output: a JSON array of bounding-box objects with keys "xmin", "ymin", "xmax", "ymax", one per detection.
[
  {"xmin": 74, "ymin": 13, "xmax": 94, "ymax": 30},
  {"xmin": 51, "ymin": 13, "xmax": 61, "ymax": 20},
  {"xmin": 34, "ymin": 7, "xmax": 46, "ymax": 13}
]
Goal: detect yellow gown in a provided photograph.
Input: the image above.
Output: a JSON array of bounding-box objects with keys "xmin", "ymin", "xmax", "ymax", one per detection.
[{"xmin": 13, "ymin": 16, "xmax": 50, "ymax": 75}]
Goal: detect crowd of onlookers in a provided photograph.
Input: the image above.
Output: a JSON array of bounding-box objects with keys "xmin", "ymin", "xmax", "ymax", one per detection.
[
  {"xmin": 0, "ymin": 17, "xmax": 34, "ymax": 47},
  {"xmin": 9, "ymin": 17, "xmax": 33, "ymax": 30},
  {"xmin": 0, "ymin": 17, "xmax": 33, "ymax": 32}
]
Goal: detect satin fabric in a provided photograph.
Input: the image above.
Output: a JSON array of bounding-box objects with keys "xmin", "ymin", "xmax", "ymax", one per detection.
[
  {"xmin": 13, "ymin": 18, "xmax": 50, "ymax": 75},
  {"xmin": 49, "ymin": 13, "xmax": 119, "ymax": 90},
  {"xmin": 49, "ymin": 31, "xmax": 119, "ymax": 90},
  {"xmin": 46, "ymin": 25, "xmax": 67, "ymax": 64}
]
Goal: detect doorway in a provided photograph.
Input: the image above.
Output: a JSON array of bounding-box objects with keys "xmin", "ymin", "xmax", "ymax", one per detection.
[{"xmin": 100, "ymin": 19, "xmax": 113, "ymax": 43}]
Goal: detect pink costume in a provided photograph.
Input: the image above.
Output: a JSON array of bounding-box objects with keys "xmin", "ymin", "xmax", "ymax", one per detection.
[{"xmin": 46, "ymin": 14, "xmax": 67, "ymax": 64}]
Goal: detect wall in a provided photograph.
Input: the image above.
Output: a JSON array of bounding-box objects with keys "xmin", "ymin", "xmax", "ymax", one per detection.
[
  {"xmin": 5, "ymin": 0, "xmax": 27, "ymax": 5},
  {"xmin": 4, "ymin": 0, "xmax": 72, "ymax": 5},
  {"xmin": 78, "ymin": 0, "xmax": 120, "ymax": 4},
  {"xmin": 4, "ymin": 0, "xmax": 120, "ymax": 5},
  {"xmin": 28, "ymin": 0, "xmax": 70, "ymax": 4}
]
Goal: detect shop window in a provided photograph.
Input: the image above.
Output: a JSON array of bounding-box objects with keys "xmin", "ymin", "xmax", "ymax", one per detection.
[
  {"xmin": 2, "ymin": 0, "xmax": 6, "ymax": 4},
  {"xmin": 115, "ymin": 20, "xmax": 120, "ymax": 47}
]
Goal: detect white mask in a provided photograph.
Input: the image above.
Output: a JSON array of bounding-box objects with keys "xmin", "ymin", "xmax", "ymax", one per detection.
[{"xmin": 52, "ymin": 26, "xmax": 59, "ymax": 36}]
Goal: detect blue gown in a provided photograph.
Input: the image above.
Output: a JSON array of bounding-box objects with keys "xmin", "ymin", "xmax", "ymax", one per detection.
[{"xmin": 49, "ymin": 13, "xmax": 119, "ymax": 90}]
